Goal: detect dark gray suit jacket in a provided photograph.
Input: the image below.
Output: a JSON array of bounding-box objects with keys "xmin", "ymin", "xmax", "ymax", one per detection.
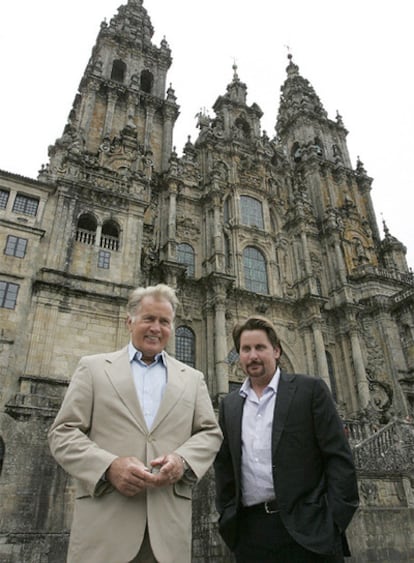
[{"xmin": 214, "ymin": 371, "xmax": 359, "ymax": 555}]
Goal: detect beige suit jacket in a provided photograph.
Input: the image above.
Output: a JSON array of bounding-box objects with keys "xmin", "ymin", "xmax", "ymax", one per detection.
[{"xmin": 48, "ymin": 346, "xmax": 222, "ymax": 563}]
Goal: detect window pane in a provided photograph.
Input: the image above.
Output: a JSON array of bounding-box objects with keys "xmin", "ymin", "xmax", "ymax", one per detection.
[
  {"xmin": 98, "ymin": 250, "xmax": 111, "ymax": 269},
  {"xmin": 177, "ymin": 243, "xmax": 195, "ymax": 277},
  {"xmin": 0, "ymin": 189, "xmax": 9, "ymax": 209},
  {"xmin": 12, "ymin": 194, "xmax": 39, "ymax": 216},
  {"xmin": 0, "ymin": 281, "xmax": 19, "ymax": 309},
  {"xmin": 240, "ymin": 196, "xmax": 264, "ymax": 229},
  {"xmin": 5, "ymin": 235, "xmax": 27, "ymax": 258},
  {"xmin": 175, "ymin": 326, "xmax": 195, "ymax": 367},
  {"xmin": 243, "ymin": 246, "xmax": 268, "ymax": 294}
]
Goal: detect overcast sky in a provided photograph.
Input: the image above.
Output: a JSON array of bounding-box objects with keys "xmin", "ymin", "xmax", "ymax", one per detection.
[{"xmin": 1, "ymin": 0, "xmax": 412, "ymax": 267}]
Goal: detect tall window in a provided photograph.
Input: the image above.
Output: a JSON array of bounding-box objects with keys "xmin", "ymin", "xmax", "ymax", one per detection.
[
  {"xmin": 224, "ymin": 198, "xmax": 231, "ymax": 224},
  {"xmin": 175, "ymin": 326, "xmax": 195, "ymax": 367},
  {"xmin": 140, "ymin": 70, "xmax": 153, "ymax": 93},
  {"xmin": 76, "ymin": 213, "xmax": 97, "ymax": 246},
  {"xmin": 0, "ymin": 189, "xmax": 9, "ymax": 209},
  {"xmin": 224, "ymin": 234, "xmax": 232, "ymax": 271},
  {"xmin": 5, "ymin": 235, "xmax": 27, "ymax": 258},
  {"xmin": 177, "ymin": 243, "xmax": 195, "ymax": 277},
  {"xmin": 240, "ymin": 196, "xmax": 264, "ymax": 229},
  {"xmin": 0, "ymin": 281, "xmax": 19, "ymax": 309},
  {"xmin": 12, "ymin": 194, "xmax": 39, "ymax": 216},
  {"xmin": 243, "ymin": 246, "xmax": 268, "ymax": 294},
  {"xmin": 0, "ymin": 437, "xmax": 4, "ymax": 476},
  {"xmin": 111, "ymin": 59, "xmax": 126, "ymax": 83},
  {"xmin": 326, "ymin": 352, "xmax": 337, "ymax": 402}
]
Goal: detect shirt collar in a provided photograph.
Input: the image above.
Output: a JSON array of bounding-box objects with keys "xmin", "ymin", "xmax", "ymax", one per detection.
[
  {"xmin": 128, "ymin": 342, "xmax": 166, "ymax": 366},
  {"xmin": 239, "ymin": 366, "xmax": 280, "ymax": 397}
]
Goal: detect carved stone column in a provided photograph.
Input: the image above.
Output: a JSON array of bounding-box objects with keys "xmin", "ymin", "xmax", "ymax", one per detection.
[
  {"xmin": 167, "ymin": 183, "xmax": 178, "ymax": 261},
  {"xmin": 79, "ymin": 80, "xmax": 99, "ymax": 139},
  {"xmin": 311, "ymin": 320, "xmax": 330, "ymax": 388},
  {"xmin": 349, "ymin": 325, "xmax": 370, "ymax": 407},
  {"xmin": 103, "ymin": 89, "xmax": 118, "ymax": 135},
  {"xmin": 300, "ymin": 230, "xmax": 312, "ymax": 277},
  {"xmin": 214, "ymin": 292, "xmax": 229, "ymax": 396}
]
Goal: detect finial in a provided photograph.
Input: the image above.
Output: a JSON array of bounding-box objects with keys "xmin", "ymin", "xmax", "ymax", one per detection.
[
  {"xmin": 285, "ymin": 44, "xmax": 292, "ymax": 61},
  {"xmin": 232, "ymin": 59, "xmax": 239, "ymax": 80},
  {"xmin": 381, "ymin": 214, "xmax": 390, "ymax": 237}
]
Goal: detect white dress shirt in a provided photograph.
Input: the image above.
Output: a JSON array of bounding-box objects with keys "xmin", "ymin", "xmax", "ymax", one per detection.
[
  {"xmin": 128, "ymin": 342, "xmax": 167, "ymax": 429},
  {"xmin": 240, "ymin": 368, "xmax": 280, "ymax": 507}
]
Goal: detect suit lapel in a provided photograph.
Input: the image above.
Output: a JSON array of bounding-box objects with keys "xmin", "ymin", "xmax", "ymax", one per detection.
[
  {"xmin": 150, "ymin": 355, "xmax": 186, "ymax": 432},
  {"xmin": 227, "ymin": 392, "xmax": 245, "ymax": 473},
  {"xmin": 272, "ymin": 371, "xmax": 296, "ymax": 457},
  {"xmin": 105, "ymin": 347, "xmax": 147, "ymax": 432}
]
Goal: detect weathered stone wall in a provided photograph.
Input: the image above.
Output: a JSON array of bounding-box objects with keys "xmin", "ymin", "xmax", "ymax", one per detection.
[{"xmin": 347, "ymin": 507, "xmax": 414, "ymax": 562}]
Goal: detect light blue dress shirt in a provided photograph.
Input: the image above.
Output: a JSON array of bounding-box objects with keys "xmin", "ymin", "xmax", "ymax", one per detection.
[
  {"xmin": 128, "ymin": 342, "xmax": 167, "ymax": 430},
  {"xmin": 240, "ymin": 368, "xmax": 280, "ymax": 507}
]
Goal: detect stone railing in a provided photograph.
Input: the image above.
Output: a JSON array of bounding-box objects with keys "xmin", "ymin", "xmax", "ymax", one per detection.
[{"xmin": 351, "ymin": 419, "xmax": 414, "ymax": 473}]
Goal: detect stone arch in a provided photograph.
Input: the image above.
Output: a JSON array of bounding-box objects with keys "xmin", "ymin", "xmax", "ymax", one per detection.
[
  {"xmin": 76, "ymin": 212, "xmax": 97, "ymax": 245},
  {"xmin": 101, "ymin": 219, "xmax": 120, "ymax": 251},
  {"xmin": 140, "ymin": 70, "xmax": 153, "ymax": 93},
  {"xmin": 111, "ymin": 59, "xmax": 126, "ymax": 83}
]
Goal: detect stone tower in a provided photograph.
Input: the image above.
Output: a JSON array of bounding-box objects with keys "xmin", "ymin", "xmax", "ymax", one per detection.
[{"xmin": 0, "ymin": 1, "xmax": 413, "ymax": 561}]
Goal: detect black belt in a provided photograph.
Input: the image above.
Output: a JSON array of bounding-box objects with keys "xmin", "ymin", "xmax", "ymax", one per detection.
[{"xmin": 242, "ymin": 500, "xmax": 279, "ymax": 514}]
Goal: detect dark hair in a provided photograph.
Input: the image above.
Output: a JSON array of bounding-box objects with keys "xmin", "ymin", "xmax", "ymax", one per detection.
[{"xmin": 232, "ymin": 316, "xmax": 283, "ymax": 356}]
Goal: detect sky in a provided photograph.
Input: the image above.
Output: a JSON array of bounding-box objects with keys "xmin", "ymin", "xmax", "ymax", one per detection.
[{"xmin": 0, "ymin": 0, "xmax": 412, "ymax": 267}]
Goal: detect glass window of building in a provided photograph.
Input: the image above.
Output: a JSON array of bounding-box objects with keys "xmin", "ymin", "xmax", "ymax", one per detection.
[
  {"xmin": 5, "ymin": 235, "xmax": 28, "ymax": 258},
  {"xmin": 240, "ymin": 196, "xmax": 264, "ymax": 229},
  {"xmin": 175, "ymin": 326, "xmax": 195, "ymax": 367},
  {"xmin": 243, "ymin": 246, "xmax": 268, "ymax": 294},
  {"xmin": 177, "ymin": 243, "xmax": 195, "ymax": 277}
]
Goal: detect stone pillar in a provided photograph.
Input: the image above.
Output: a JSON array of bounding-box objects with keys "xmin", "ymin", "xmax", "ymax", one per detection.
[
  {"xmin": 144, "ymin": 106, "xmax": 155, "ymax": 152},
  {"xmin": 79, "ymin": 81, "xmax": 99, "ymax": 141},
  {"xmin": 301, "ymin": 231, "xmax": 312, "ymax": 276},
  {"xmin": 334, "ymin": 241, "xmax": 347, "ymax": 284},
  {"xmin": 162, "ymin": 115, "xmax": 174, "ymax": 171},
  {"xmin": 103, "ymin": 90, "xmax": 118, "ymax": 135},
  {"xmin": 349, "ymin": 326, "xmax": 370, "ymax": 407},
  {"xmin": 214, "ymin": 292, "xmax": 229, "ymax": 396},
  {"xmin": 167, "ymin": 184, "xmax": 177, "ymax": 260},
  {"xmin": 311, "ymin": 321, "xmax": 330, "ymax": 387}
]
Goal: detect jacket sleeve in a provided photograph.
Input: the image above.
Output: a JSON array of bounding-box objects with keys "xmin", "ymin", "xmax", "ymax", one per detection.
[
  {"xmin": 214, "ymin": 399, "xmax": 237, "ymax": 514},
  {"xmin": 312, "ymin": 377, "xmax": 359, "ymax": 532},
  {"xmin": 47, "ymin": 357, "xmax": 117, "ymax": 496},
  {"xmin": 174, "ymin": 370, "xmax": 223, "ymax": 482}
]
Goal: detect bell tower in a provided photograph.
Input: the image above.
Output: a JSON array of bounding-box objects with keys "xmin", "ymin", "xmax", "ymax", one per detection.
[
  {"xmin": 276, "ymin": 54, "xmax": 382, "ymax": 279},
  {"xmin": 45, "ymin": 0, "xmax": 179, "ymax": 180}
]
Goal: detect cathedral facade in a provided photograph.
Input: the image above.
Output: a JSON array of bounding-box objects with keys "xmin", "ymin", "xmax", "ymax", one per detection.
[{"xmin": 1, "ymin": 1, "xmax": 414, "ymax": 561}]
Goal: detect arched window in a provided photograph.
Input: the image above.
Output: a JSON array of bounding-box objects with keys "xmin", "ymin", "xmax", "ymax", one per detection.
[
  {"xmin": 101, "ymin": 220, "xmax": 120, "ymax": 251},
  {"xmin": 315, "ymin": 277, "xmax": 322, "ymax": 296},
  {"xmin": 224, "ymin": 233, "xmax": 232, "ymax": 271},
  {"xmin": 240, "ymin": 196, "xmax": 264, "ymax": 229},
  {"xmin": 176, "ymin": 326, "xmax": 195, "ymax": 367},
  {"xmin": 326, "ymin": 352, "xmax": 337, "ymax": 402},
  {"xmin": 76, "ymin": 213, "xmax": 97, "ymax": 246},
  {"xmin": 243, "ymin": 246, "xmax": 268, "ymax": 294},
  {"xmin": 177, "ymin": 243, "xmax": 195, "ymax": 277},
  {"xmin": 223, "ymin": 197, "xmax": 231, "ymax": 224},
  {"xmin": 111, "ymin": 59, "xmax": 126, "ymax": 83},
  {"xmin": 140, "ymin": 70, "xmax": 154, "ymax": 93},
  {"xmin": 0, "ymin": 437, "xmax": 4, "ymax": 476},
  {"xmin": 292, "ymin": 142, "xmax": 302, "ymax": 162}
]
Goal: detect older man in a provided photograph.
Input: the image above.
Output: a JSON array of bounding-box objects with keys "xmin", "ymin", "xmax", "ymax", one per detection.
[{"xmin": 49, "ymin": 284, "xmax": 222, "ymax": 563}]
